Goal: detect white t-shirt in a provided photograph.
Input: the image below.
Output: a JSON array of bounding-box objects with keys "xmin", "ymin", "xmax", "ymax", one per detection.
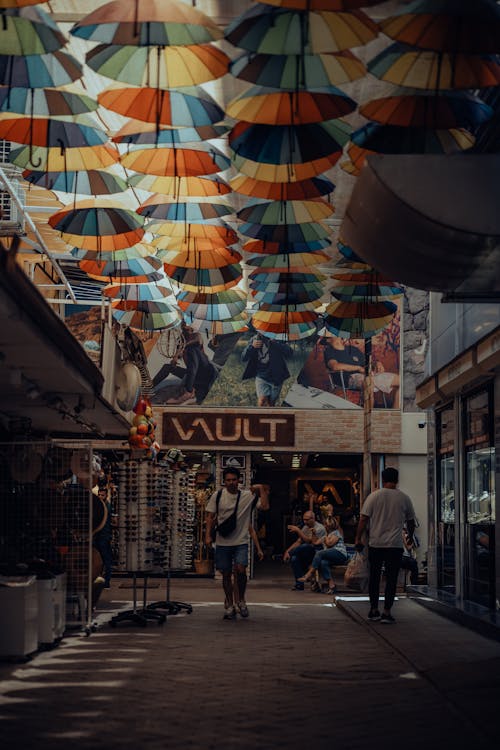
[
  {"xmin": 361, "ymin": 488, "xmax": 415, "ymax": 548},
  {"xmin": 206, "ymin": 487, "xmax": 258, "ymax": 546}
]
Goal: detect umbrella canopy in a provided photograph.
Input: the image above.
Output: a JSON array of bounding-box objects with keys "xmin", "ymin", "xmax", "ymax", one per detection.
[
  {"xmin": 225, "ymin": 5, "xmax": 378, "ymax": 54},
  {"xmin": 148, "ymin": 222, "xmax": 238, "ymax": 243},
  {"xmin": 230, "ymin": 50, "xmax": 366, "ymax": 88},
  {"xmin": 351, "ymin": 122, "xmax": 475, "ymax": 154},
  {"xmin": 87, "ymin": 43, "xmax": 229, "ymax": 87},
  {"xmin": 112, "ymin": 306, "xmax": 183, "ymax": 332},
  {"xmin": 120, "ymin": 146, "xmax": 230, "ymax": 177},
  {"xmin": 137, "ymin": 199, "xmax": 233, "ymax": 222},
  {"xmin": 230, "ymin": 174, "xmax": 335, "ymax": 200},
  {"xmin": 246, "ymin": 251, "xmax": 331, "ymax": 270},
  {"xmin": 128, "ymin": 173, "xmax": 231, "ymax": 197},
  {"xmin": 49, "ymin": 202, "xmax": 145, "ymax": 251},
  {"xmin": 159, "ymin": 247, "xmax": 242, "ymax": 269},
  {"xmin": 249, "ymin": 271, "xmax": 326, "ymax": 286},
  {"xmin": 177, "ymin": 290, "xmax": 247, "ymax": 320},
  {"xmin": 242, "ymin": 238, "xmax": 331, "ymax": 255},
  {"xmin": 237, "ymin": 199, "xmax": 333, "ymax": 225},
  {"xmin": 379, "ymin": 0, "xmax": 500, "ymax": 55},
  {"xmin": 22, "ymin": 168, "xmax": 128, "ymax": 196},
  {"xmin": 10, "ymin": 143, "xmax": 119, "ymax": 171},
  {"xmin": 0, "ymin": 7, "xmax": 67, "ymax": 55},
  {"xmin": 104, "ymin": 279, "xmax": 173, "ymax": 301},
  {"xmin": 251, "ymin": 308, "xmax": 318, "ymax": 324},
  {"xmin": 251, "ymin": 314, "xmax": 319, "ymax": 340},
  {"xmin": 152, "ymin": 235, "xmax": 237, "ymax": 253},
  {"xmin": 189, "ymin": 315, "xmax": 249, "ymax": 335},
  {"xmin": 368, "ymin": 43, "xmax": 500, "ymax": 90},
  {"xmin": 80, "ymin": 256, "xmax": 164, "ymax": 282},
  {"xmin": 111, "ymin": 298, "xmax": 179, "ymax": 314},
  {"xmin": 238, "ymin": 221, "xmax": 331, "ymax": 244},
  {"xmin": 0, "ymin": 50, "xmax": 83, "ymax": 88},
  {"xmin": 70, "ymin": 243, "xmax": 157, "ymax": 262},
  {"xmin": 359, "ymin": 90, "xmax": 493, "ymax": 129},
  {"xmin": 226, "ymin": 86, "xmax": 356, "ymax": 125},
  {"xmin": 0, "ymin": 117, "xmax": 108, "ymax": 148},
  {"xmin": 98, "ymin": 86, "xmax": 224, "ymax": 126},
  {"xmin": 323, "ymin": 300, "xmax": 398, "ymax": 339},
  {"xmin": 167, "ymin": 264, "xmax": 242, "ymax": 292},
  {"xmin": 256, "ymin": 298, "xmax": 323, "ymax": 312},
  {"xmin": 113, "ymin": 122, "xmax": 228, "ymax": 145},
  {"xmin": 0, "ymin": 87, "xmax": 97, "ymax": 117},
  {"xmin": 251, "ymin": 286, "xmax": 324, "ymax": 304},
  {"xmin": 71, "ymin": 0, "xmax": 223, "ymax": 45}
]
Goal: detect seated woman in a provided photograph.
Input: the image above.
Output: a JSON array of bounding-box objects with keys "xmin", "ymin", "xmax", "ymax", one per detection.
[
  {"xmin": 298, "ymin": 516, "xmax": 348, "ymax": 594},
  {"xmin": 372, "ymin": 361, "xmax": 400, "ymax": 408}
]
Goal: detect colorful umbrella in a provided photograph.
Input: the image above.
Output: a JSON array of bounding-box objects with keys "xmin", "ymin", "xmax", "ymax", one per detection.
[
  {"xmin": 148, "ymin": 222, "xmax": 238, "ymax": 244},
  {"xmin": 359, "ymin": 90, "xmax": 493, "ymax": 129},
  {"xmin": 323, "ymin": 300, "xmax": 398, "ymax": 339},
  {"xmin": 111, "ymin": 298, "xmax": 179, "ymax": 314},
  {"xmin": 189, "ymin": 315, "xmax": 249, "ymax": 335},
  {"xmin": 256, "ymin": 298, "xmax": 323, "ymax": 313},
  {"xmin": 98, "ymin": 86, "xmax": 224, "ymax": 126},
  {"xmin": 230, "ymin": 50, "xmax": 366, "ymax": 88},
  {"xmin": 112, "ymin": 122, "xmax": 228, "ymax": 145},
  {"xmin": 226, "ymin": 86, "xmax": 356, "ymax": 125},
  {"xmin": 10, "ymin": 144, "xmax": 119, "ymax": 171},
  {"xmin": 379, "ymin": 0, "xmax": 500, "ymax": 55},
  {"xmin": 225, "ymin": 5, "xmax": 378, "ymax": 54},
  {"xmin": 104, "ymin": 280, "xmax": 174, "ymax": 302},
  {"xmin": 120, "ymin": 146, "xmax": 230, "ymax": 177},
  {"xmin": 80, "ymin": 257, "xmax": 164, "ymax": 282},
  {"xmin": 0, "ymin": 117, "xmax": 108, "ymax": 148},
  {"xmin": 251, "ymin": 314, "xmax": 319, "ymax": 341},
  {"xmin": 242, "ymin": 238, "xmax": 332, "ymax": 255},
  {"xmin": 230, "ymin": 174, "xmax": 334, "ymax": 200},
  {"xmin": 368, "ymin": 43, "xmax": 500, "ymax": 90},
  {"xmin": 49, "ymin": 202, "xmax": 145, "ymax": 251},
  {"xmin": 70, "ymin": 244, "xmax": 157, "ymax": 262},
  {"xmin": 251, "ymin": 308, "xmax": 318, "ymax": 324},
  {"xmin": 22, "ymin": 169, "xmax": 128, "ymax": 196},
  {"xmin": 238, "ymin": 221, "xmax": 331, "ymax": 244},
  {"xmin": 159, "ymin": 247, "xmax": 242, "ymax": 269},
  {"xmin": 152, "ymin": 235, "xmax": 238, "ymax": 253},
  {"xmin": 86, "ymin": 43, "xmax": 229, "ymax": 87},
  {"xmin": 246, "ymin": 251, "xmax": 331, "ymax": 270},
  {"xmin": 0, "ymin": 87, "xmax": 97, "ymax": 117},
  {"xmin": 351, "ymin": 122, "xmax": 475, "ymax": 154},
  {"xmin": 112, "ymin": 306, "xmax": 183, "ymax": 332},
  {"xmin": 251, "ymin": 286, "xmax": 324, "ymax": 305},
  {"xmin": 71, "ymin": 0, "xmax": 223, "ymax": 45},
  {"xmin": 237, "ymin": 199, "xmax": 333, "ymax": 225},
  {"xmin": 0, "ymin": 7, "xmax": 67, "ymax": 55},
  {"xmin": 0, "ymin": 50, "xmax": 83, "ymax": 88},
  {"xmin": 128, "ymin": 173, "xmax": 231, "ymax": 197},
  {"xmin": 249, "ymin": 271, "xmax": 326, "ymax": 286},
  {"xmin": 177, "ymin": 290, "xmax": 247, "ymax": 320},
  {"xmin": 167, "ymin": 264, "xmax": 242, "ymax": 292},
  {"xmin": 137, "ymin": 199, "xmax": 233, "ymax": 222}
]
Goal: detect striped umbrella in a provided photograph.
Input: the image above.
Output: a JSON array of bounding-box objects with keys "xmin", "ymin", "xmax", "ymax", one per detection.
[
  {"xmin": 22, "ymin": 169, "xmax": 128, "ymax": 196},
  {"xmin": 238, "ymin": 221, "xmax": 331, "ymax": 244},
  {"xmin": 237, "ymin": 199, "xmax": 333, "ymax": 225},
  {"xmin": 113, "ymin": 122, "xmax": 228, "ymax": 146},
  {"xmin": 137, "ymin": 198, "xmax": 233, "ymax": 222},
  {"xmin": 104, "ymin": 279, "xmax": 174, "ymax": 302},
  {"xmin": 159, "ymin": 247, "xmax": 242, "ymax": 269},
  {"xmin": 231, "ymin": 174, "xmax": 335, "ymax": 200},
  {"xmin": 242, "ymin": 238, "xmax": 331, "ymax": 255},
  {"xmin": 245, "ymin": 251, "xmax": 331, "ymax": 270},
  {"xmin": 81, "ymin": 257, "xmax": 164, "ymax": 283},
  {"xmin": 98, "ymin": 86, "xmax": 224, "ymax": 127},
  {"xmin": 226, "ymin": 86, "xmax": 356, "ymax": 125},
  {"xmin": 148, "ymin": 222, "xmax": 239, "ymax": 244},
  {"xmin": 49, "ymin": 202, "xmax": 145, "ymax": 251},
  {"xmin": 70, "ymin": 244, "xmax": 157, "ymax": 262},
  {"xmin": 0, "ymin": 87, "xmax": 97, "ymax": 117},
  {"xmin": 177, "ymin": 289, "xmax": 247, "ymax": 320},
  {"xmin": 121, "ymin": 145, "xmax": 230, "ymax": 177},
  {"xmin": 0, "ymin": 7, "xmax": 67, "ymax": 56},
  {"xmin": 112, "ymin": 305, "xmax": 183, "ymax": 332},
  {"xmin": 128, "ymin": 173, "xmax": 231, "ymax": 197},
  {"xmin": 10, "ymin": 144, "xmax": 119, "ymax": 172},
  {"xmin": 324, "ymin": 300, "xmax": 398, "ymax": 339},
  {"xmin": 0, "ymin": 50, "xmax": 83, "ymax": 88},
  {"xmin": 152, "ymin": 235, "xmax": 239, "ymax": 253},
  {"xmin": 189, "ymin": 315, "xmax": 249, "ymax": 335},
  {"xmin": 230, "ymin": 50, "xmax": 366, "ymax": 88},
  {"xmin": 167, "ymin": 264, "xmax": 243, "ymax": 292}
]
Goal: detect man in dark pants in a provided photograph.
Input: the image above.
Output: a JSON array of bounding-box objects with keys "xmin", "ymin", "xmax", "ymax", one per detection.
[
  {"xmin": 355, "ymin": 467, "xmax": 416, "ymax": 623},
  {"xmin": 284, "ymin": 511, "xmax": 326, "ymax": 591}
]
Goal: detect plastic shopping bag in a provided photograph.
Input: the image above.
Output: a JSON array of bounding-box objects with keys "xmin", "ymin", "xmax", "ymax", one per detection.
[{"xmin": 344, "ymin": 551, "xmax": 369, "ymax": 592}]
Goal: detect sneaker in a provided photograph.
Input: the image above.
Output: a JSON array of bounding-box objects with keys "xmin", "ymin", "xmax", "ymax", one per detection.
[
  {"xmin": 237, "ymin": 602, "xmax": 249, "ymax": 618},
  {"xmin": 291, "ymin": 582, "xmax": 304, "ymax": 591},
  {"xmin": 223, "ymin": 606, "xmax": 237, "ymax": 620},
  {"xmin": 380, "ymin": 612, "xmax": 396, "ymax": 624},
  {"xmin": 368, "ymin": 609, "xmax": 381, "ymax": 621},
  {"xmin": 166, "ymin": 390, "xmax": 197, "ymax": 405}
]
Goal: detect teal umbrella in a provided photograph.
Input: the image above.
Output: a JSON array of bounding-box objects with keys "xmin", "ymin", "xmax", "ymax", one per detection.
[
  {"xmin": 0, "ymin": 7, "xmax": 67, "ymax": 55},
  {"xmin": 230, "ymin": 51, "xmax": 366, "ymax": 88},
  {"xmin": 0, "ymin": 50, "xmax": 82, "ymax": 88},
  {"xmin": 22, "ymin": 169, "xmax": 129, "ymax": 196},
  {"xmin": 0, "ymin": 87, "xmax": 97, "ymax": 116}
]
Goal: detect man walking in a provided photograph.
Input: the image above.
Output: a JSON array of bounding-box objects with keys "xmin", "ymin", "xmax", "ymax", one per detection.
[
  {"xmin": 355, "ymin": 467, "xmax": 416, "ymax": 623},
  {"xmin": 205, "ymin": 469, "xmax": 269, "ymax": 620}
]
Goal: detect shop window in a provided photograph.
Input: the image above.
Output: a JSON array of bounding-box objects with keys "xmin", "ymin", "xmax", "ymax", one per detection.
[{"xmin": 436, "ymin": 404, "xmax": 455, "ymax": 594}]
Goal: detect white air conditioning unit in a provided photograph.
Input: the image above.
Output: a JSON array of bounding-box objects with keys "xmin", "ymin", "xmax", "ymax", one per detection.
[{"xmin": 0, "ymin": 140, "xmax": 25, "ymax": 235}]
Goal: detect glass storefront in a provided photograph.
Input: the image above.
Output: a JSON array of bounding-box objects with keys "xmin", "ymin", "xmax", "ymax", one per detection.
[
  {"xmin": 463, "ymin": 389, "xmax": 496, "ymax": 608},
  {"xmin": 437, "ymin": 404, "xmax": 456, "ymax": 594}
]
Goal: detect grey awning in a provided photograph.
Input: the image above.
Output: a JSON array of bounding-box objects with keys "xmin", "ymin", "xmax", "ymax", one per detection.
[{"xmin": 341, "ymin": 154, "xmax": 500, "ymax": 298}]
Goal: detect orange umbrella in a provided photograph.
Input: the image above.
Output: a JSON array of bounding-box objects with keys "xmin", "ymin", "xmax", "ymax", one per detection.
[
  {"xmin": 226, "ymin": 87, "xmax": 356, "ymax": 125},
  {"xmin": 9, "ymin": 144, "xmax": 119, "ymax": 171},
  {"xmin": 71, "ymin": 0, "xmax": 223, "ymax": 45},
  {"xmin": 230, "ymin": 50, "xmax": 366, "ymax": 88},
  {"xmin": 159, "ymin": 247, "xmax": 242, "ymax": 269},
  {"xmin": 81, "ymin": 257, "xmax": 164, "ymax": 283},
  {"xmin": 112, "ymin": 120, "xmax": 228, "ymax": 144},
  {"xmin": 98, "ymin": 87, "xmax": 223, "ymax": 126},
  {"xmin": 230, "ymin": 174, "xmax": 334, "ymax": 200},
  {"xmin": 0, "ymin": 117, "xmax": 107, "ymax": 148},
  {"xmin": 128, "ymin": 173, "xmax": 231, "ymax": 197},
  {"xmin": 120, "ymin": 146, "xmax": 230, "ymax": 176},
  {"xmin": 148, "ymin": 222, "xmax": 239, "ymax": 244},
  {"xmin": 167, "ymin": 264, "xmax": 242, "ymax": 292},
  {"xmin": 152, "ymin": 235, "xmax": 237, "ymax": 253},
  {"xmin": 245, "ymin": 252, "xmax": 331, "ymax": 271},
  {"xmin": 242, "ymin": 238, "xmax": 331, "ymax": 255},
  {"xmin": 49, "ymin": 201, "xmax": 145, "ymax": 251}
]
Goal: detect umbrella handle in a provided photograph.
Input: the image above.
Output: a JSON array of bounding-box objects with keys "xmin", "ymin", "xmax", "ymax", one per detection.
[{"xmin": 28, "ymin": 143, "xmax": 42, "ymax": 169}]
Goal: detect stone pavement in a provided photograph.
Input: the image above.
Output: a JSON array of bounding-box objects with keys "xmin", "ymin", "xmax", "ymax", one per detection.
[{"xmin": 1, "ymin": 565, "xmax": 499, "ymax": 750}]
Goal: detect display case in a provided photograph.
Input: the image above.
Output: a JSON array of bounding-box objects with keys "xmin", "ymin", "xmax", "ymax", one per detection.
[{"xmin": 436, "ymin": 404, "xmax": 456, "ymax": 593}]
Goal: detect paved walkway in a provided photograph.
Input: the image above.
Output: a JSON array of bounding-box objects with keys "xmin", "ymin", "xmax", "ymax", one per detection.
[{"xmin": 1, "ymin": 567, "xmax": 499, "ymax": 750}]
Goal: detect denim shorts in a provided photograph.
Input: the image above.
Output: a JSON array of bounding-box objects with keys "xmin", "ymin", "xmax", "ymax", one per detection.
[
  {"xmin": 255, "ymin": 376, "xmax": 281, "ymax": 403},
  {"xmin": 215, "ymin": 543, "xmax": 248, "ymax": 572}
]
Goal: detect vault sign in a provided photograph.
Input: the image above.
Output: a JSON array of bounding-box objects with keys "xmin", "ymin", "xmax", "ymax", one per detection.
[{"xmin": 163, "ymin": 412, "xmax": 295, "ymax": 447}]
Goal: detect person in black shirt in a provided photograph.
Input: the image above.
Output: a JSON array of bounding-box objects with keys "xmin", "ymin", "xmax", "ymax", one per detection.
[{"xmin": 322, "ymin": 336, "xmax": 365, "ymax": 391}]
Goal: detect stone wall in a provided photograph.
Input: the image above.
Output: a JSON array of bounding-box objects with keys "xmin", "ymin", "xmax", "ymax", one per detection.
[{"xmin": 403, "ymin": 288, "xmax": 429, "ymax": 412}]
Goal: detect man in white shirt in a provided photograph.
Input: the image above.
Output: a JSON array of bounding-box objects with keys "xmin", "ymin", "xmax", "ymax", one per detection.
[
  {"xmin": 206, "ymin": 469, "xmax": 269, "ymax": 620},
  {"xmin": 355, "ymin": 467, "xmax": 416, "ymax": 624}
]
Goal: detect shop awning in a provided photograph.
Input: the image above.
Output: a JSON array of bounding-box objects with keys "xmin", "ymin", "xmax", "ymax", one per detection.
[{"xmin": 341, "ymin": 154, "xmax": 500, "ymax": 300}]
